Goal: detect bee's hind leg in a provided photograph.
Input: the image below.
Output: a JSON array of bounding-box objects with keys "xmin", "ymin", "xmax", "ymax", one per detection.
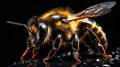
[
  {"xmin": 43, "ymin": 34, "xmax": 62, "ymax": 62},
  {"xmin": 86, "ymin": 27, "xmax": 112, "ymax": 63}
]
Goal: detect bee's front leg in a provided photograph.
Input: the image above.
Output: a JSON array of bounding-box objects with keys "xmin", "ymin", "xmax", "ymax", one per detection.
[
  {"xmin": 20, "ymin": 37, "xmax": 31, "ymax": 60},
  {"xmin": 31, "ymin": 45, "xmax": 40, "ymax": 59},
  {"xmin": 72, "ymin": 34, "xmax": 81, "ymax": 64},
  {"xmin": 20, "ymin": 48, "xmax": 31, "ymax": 60},
  {"xmin": 43, "ymin": 34, "xmax": 62, "ymax": 62}
]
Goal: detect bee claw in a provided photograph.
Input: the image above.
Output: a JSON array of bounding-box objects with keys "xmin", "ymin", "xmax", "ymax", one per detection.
[
  {"xmin": 75, "ymin": 59, "xmax": 81, "ymax": 64},
  {"xmin": 43, "ymin": 57, "xmax": 49, "ymax": 62},
  {"xmin": 104, "ymin": 54, "xmax": 112, "ymax": 59},
  {"xmin": 19, "ymin": 59, "xmax": 25, "ymax": 64},
  {"xmin": 101, "ymin": 54, "xmax": 112, "ymax": 64}
]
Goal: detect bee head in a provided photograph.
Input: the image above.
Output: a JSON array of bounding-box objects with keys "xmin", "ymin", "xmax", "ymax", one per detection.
[{"xmin": 27, "ymin": 16, "xmax": 39, "ymax": 34}]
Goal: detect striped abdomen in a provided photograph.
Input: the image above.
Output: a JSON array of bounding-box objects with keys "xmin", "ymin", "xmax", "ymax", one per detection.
[{"xmin": 82, "ymin": 19, "xmax": 108, "ymax": 49}]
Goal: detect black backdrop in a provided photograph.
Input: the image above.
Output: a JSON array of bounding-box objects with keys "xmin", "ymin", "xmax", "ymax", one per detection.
[{"xmin": 1, "ymin": 0, "xmax": 120, "ymax": 66}]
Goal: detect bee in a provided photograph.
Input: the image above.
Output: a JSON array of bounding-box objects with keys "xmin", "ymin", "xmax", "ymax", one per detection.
[{"xmin": 7, "ymin": 1, "xmax": 116, "ymax": 63}]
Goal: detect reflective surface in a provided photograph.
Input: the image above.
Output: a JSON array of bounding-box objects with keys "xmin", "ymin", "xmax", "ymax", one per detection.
[{"xmin": 8, "ymin": 47, "xmax": 120, "ymax": 67}]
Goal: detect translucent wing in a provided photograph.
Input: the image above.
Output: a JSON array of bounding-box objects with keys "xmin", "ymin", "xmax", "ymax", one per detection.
[{"xmin": 67, "ymin": 1, "xmax": 116, "ymax": 21}]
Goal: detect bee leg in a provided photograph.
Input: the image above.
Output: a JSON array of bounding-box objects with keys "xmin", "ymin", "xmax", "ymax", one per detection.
[
  {"xmin": 72, "ymin": 34, "xmax": 81, "ymax": 64},
  {"xmin": 94, "ymin": 43, "xmax": 112, "ymax": 64},
  {"xmin": 20, "ymin": 47, "xmax": 31, "ymax": 60},
  {"xmin": 71, "ymin": 31, "xmax": 89, "ymax": 63},
  {"xmin": 20, "ymin": 38, "xmax": 31, "ymax": 60},
  {"xmin": 31, "ymin": 45, "xmax": 40, "ymax": 59},
  {"xmin": 87, "ymin": 28, "xmax": 112, "ymax": 59},
  {"xmin": 43, "ymin": 34, "xmax": 62, "ymax": 62},
  {"xmin": 95, "ymin": 43, "xmax": 112, "ymax": 59}
]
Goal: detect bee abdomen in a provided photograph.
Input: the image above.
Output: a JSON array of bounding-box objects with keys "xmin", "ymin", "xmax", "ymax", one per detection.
[{"xmin": 83, "ymin": 20, "xmax": 108, "ymax": 49}]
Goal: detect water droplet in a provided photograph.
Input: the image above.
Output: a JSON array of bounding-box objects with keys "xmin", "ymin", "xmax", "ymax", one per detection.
[
  {"xmin": 102, "ymin": 64, "xmax": 111, "ymax": 67},
  {"xmin": 109, "ymin": 58, "xmax": 115, "ymax": 64},
  {"xmin": 62, "ymin": 53, "xmax": 66, "ymax": 57},
  {"xmin": 67, "ymin": 51, "xmax": 71, "ymax": 56},
  {"xmin": 13, "ymin": 61, "xmax": 16, "ymax": 65}
]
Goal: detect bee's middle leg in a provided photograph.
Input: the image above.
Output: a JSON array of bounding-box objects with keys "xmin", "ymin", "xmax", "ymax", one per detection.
[
  {"xmin": 72, "ymin": 34, "xmax": 81, "ymax": 64},
  {"xmin": 43, "ymin": 34, "xmax": 62, "ymax": 62}
]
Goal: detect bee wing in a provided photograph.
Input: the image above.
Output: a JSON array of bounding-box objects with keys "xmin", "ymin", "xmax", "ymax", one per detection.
[{"xmin": 67, "ymin": 1, "xmax": 116, "ymax": 21}]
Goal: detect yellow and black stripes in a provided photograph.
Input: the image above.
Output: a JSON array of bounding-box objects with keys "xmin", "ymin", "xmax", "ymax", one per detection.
[{"xmin": 82, "ymin": 19, "xmax": 108, "ymax": 49}]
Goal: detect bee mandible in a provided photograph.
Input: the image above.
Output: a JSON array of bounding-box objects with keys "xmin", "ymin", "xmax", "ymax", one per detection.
[{"xmin": 7, "ymin": 1, "xmax": 116, "ymax": 63}]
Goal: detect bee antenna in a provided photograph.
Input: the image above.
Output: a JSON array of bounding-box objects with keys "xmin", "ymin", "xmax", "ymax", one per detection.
[{"xmin": 7, "ymin": 21, "xmax": 32, "ymax": 33}]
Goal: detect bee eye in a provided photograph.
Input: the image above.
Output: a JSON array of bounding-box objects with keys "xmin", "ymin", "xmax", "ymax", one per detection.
[{"xmin": 36, "ymin": 22, "xmax": 47, "ymax": 42}]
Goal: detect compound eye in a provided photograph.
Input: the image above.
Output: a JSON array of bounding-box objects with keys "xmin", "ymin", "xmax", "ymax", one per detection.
[{"xmin": 36, "ymin": 22, "xmax": 47, "ymax": 42}]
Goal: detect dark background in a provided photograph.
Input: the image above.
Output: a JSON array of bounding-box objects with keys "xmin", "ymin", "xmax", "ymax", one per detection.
[{"xmin": 0, "ymin": 0, "xmax": 120, "ymax": 67}]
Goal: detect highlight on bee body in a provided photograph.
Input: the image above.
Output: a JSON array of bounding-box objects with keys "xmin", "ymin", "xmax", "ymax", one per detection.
[{"xmin": 7, "ymin": 1, "xmax": 116, "ymax": 64}]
